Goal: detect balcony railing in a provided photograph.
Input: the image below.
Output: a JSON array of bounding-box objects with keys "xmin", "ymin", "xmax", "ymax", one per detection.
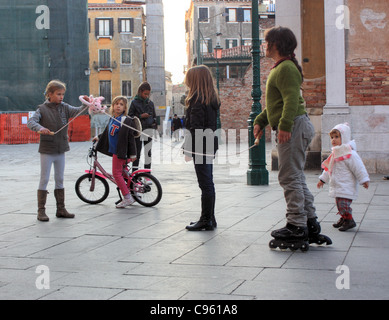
[
  {"xmin": 202, "ymin": 44, "xmax": 266, "ymax": 60},
  {"xmin": 92, "ymin": 61, "xmax": 117, "ymax": 72}
]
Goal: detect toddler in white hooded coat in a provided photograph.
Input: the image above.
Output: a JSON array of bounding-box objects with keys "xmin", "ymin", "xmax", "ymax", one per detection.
[{"xmin": 317, "ymin": 123, "xmax": 369, "ymax": 231}]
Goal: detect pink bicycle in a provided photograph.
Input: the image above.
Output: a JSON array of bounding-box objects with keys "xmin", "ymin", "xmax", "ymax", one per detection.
[{"xmin": 75, "ymin": 143, "xmax": 162, "ymax": 207}]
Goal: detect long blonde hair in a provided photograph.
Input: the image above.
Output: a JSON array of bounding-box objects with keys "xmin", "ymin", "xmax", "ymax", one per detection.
[{"xmin": 184, "ymin": 65, "xmax": 220, "ymax": 107}]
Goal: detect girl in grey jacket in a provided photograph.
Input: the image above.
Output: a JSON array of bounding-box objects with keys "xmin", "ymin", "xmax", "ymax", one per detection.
[{"xmin": 28, "ymin": 80, "xmax": 89, "ymax": 221}]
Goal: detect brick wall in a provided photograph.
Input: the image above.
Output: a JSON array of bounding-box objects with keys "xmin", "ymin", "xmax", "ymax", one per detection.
[
  {"xmin": 302, "ymin": 76, "xmax": 326, "ymax": 109},
  {"xmin": 219, "ymin": 57, "xmax": 273, "ymax": 141},
  {"xmin": 346, "ymin": 59, "xmax": 389, "ymax": 106}
]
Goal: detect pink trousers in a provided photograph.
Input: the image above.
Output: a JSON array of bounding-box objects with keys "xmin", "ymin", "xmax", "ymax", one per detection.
[{"xmin": 112, "ymin": 154, "xmax": 129, "ymax": 197}]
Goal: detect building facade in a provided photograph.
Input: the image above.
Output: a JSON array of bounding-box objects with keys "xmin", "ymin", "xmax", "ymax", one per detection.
[
  {"xmin": 277, "ymin": 0, "xmax": 389, "ymax": 173},
  {"xmin": 185, "ymin": 0, "xmax": 275, "ymax": 142},
  {"xmin": 88, "ymin": 0, "xmax": 146, "ymax": 106}
]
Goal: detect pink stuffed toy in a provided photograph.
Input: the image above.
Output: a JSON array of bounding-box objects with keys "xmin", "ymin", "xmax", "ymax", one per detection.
[{"xmin": 79, "ymin": 95, "xmax": 107, "ymax": 115}]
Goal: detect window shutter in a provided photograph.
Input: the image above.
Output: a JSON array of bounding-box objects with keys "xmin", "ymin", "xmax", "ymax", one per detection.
[
  {"xmin": 233, "ymin": 40, "xmax": 238, "ymax": 47},
  {"xmin": 130, "ymin": 18, "xmax": 134, "ymax": 33},
  {"xmin": 199, "ymin": 7, "xmax": 208, "ymax": 22},
  {"xmin": 109, "ymin": 18, "xmax": 114, "ymax": 37},
  {"xmin": 208, "ymin": 39, "xmax": 212, "ymax": 53},
  {"xmin": 118, "ymin": 18, "xmax": 122, "ymax": 33},
  {"xmin": 95, "ymin": 19, "xmax": 99, "ymax": 37},
  {"xmin": 225, "ymin": 9, "xmax": 229, "ymax": 22},
  {"xmin": 237, "ymin": 8, "xmax": 244, "ymax": 22},
  {"xmin": 225, "ymin": 39, "xmax": 229, "ymax": 49}
]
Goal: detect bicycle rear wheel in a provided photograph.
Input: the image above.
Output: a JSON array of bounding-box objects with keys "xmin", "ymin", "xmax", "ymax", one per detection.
[
  {"xmin": 130, "ymin": 173, "xmax": 162, "ymax": 207},
  {"xmin": 75, "ymin": 173, "xmax": 110, "ymax": 204}
]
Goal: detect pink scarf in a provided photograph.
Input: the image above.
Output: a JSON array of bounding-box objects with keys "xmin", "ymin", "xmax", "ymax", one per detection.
[{"xmin": 321, "ymin": 144, "xmax": 352, "ymax": 175}]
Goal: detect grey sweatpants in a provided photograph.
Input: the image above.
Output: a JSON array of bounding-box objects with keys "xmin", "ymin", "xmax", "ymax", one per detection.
[
  {"xmin": 39, "ymin": 153, "xmax": 65, "ymax": 190},
  {"xmin": 277, "ymin": 114, "xmax": 317, "ymax": 227}
]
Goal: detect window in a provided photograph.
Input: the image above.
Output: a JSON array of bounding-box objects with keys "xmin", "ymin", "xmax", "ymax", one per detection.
[
  {"xmin": 201, "ymin": 39, "xmax": 212, "ymax": 54},
  {"xmin": 121, "ymin": 49, "xmax": 132, "ymax": 65},
  {"xmin": 242, "ymin": 39, "xmax": 252, "ymax": 46},
  {"xmin": 99, "ymin": 49, "xmax": 111, "ymax": 68},
  {"xmin": 199, "ymin": 7, "xmax": 209, "ymax": 22},
  {"xmin": 99, "ymin": 81, "xmax": 112, "ymax": 104},
  {"xmin": 122, "ymin": 81, "xmax": 132, "ymax": 97},
  {"xmin": 243, "ymin": 9, "xmax": 251, "ymax": 22},
  {"xmin": 227, "ymin": 8, "xmax": 237, "ymax": 22},
  {"xmin": 95, "ymin": 18, "xmax": 113, "ymax": 38},
  {"xmin": 225, "ymin": 39, "xmax": 238, "ymax": 49},
  {"xmin": 119, "ymin": 18, "xmax": 134, "ymax": 33},
  {"xmin": 99, "ymin": 19, "xmax": 110, "ymax": 36},
  {"xmin": 226, "ymin": 8, "xmax": 251, "ymax": 22}
]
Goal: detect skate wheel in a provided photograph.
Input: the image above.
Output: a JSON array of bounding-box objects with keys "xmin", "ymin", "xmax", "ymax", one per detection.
[
  {"xmin": 279, "ymin": 242, "xmax": 288, "ymax": 250},
  {"xmin": 269, "ymin": 240, "xmax": 278, "ymax": 249},
  {"xmin": 290, "ymin": 243, "xmax": 298, "ymax": 251},
  {"xmin": 300, "ymin": 243, "xmax": 309, "ymax": 252}
]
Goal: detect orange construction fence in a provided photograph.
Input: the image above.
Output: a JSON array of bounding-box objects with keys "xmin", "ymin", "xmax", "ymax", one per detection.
[{"xmin": 0, "ymin": 113, "xmax": 91, "ymax": 145}]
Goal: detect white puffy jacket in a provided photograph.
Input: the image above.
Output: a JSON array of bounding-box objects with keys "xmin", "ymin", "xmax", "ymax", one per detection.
[
  {"xmin": 319, "ymin": 150, "xmax": 370, "ymax": 200},
  {"xmin": 319, "ymin": 123, "xmax": 369, "ymax": 200}
]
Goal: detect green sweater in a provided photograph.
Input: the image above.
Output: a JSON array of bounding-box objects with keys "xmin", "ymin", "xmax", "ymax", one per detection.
[{"xmin": 254, "ymin": 60, "xmax": 306, "ymax": 132}]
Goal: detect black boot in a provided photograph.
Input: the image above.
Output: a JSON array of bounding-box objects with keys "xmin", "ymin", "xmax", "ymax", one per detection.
[
  {"xmin": 186, "ymin": 196, "xmax": 215, "ymax": 231},
  {"xmin": 190, "ymin": 195, "xmax": 217, "ymax": 228}
]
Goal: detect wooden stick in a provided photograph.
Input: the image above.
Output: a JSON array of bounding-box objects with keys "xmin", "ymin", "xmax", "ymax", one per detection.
[
  {"xmin": 38, "ymin": 131, "xmax": 55, "ymax": 136},
  {"xmin": 254, "ymin": 138, "xmax": 260, "ymax": 146}
]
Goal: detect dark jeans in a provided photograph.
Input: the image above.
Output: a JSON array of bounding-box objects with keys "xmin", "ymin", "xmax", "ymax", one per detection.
[
  {"xmin": 194, "ymin": 163, "xmax": 215, "ymax": 198},
  {"xmin": 133, "ymin": 137, "xmax": 152, "ymax": 171}
]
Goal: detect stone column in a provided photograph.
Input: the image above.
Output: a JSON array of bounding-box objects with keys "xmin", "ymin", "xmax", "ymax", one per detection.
[{"xmin": 322, "ymin": 0, "xmax": 350, "ymax": 155}]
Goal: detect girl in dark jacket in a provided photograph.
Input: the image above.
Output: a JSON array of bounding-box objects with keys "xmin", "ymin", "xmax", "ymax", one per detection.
[
  {"xmin": 94, "ymin": 96, "xmax": 137, "ymax": 208},
  {"xmin": 183, "ymin": 65, "xmax": 221, "ymax": 231},
  {"xmin": 128, "ymin": 82, "xmax": 157, "ymax": 172}
]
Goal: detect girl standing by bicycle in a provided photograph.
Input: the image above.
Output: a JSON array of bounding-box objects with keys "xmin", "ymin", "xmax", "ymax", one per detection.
[
  {"xmin": 128, "ymin": 82, "xmax": 157, "ymax": 172},
  {"xmin": 183, "ymin": 65, "xmax": 220, "ymax": 231},
  {"xmin": 93, "ymin": 96, "xmax": 138, "ymax": 208},
  {"xmin": 27, "ymin": 80, "xmax": 90, "ymax": 222}
]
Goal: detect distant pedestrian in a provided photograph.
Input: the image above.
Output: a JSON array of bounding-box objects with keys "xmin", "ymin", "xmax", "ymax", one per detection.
[
  {"xmin": 317, "ymin": 123, "xmax": 370, "ymax": 231},
  {"xmin": 93, "ymin": 96, "xmax": 138, "ymax": 208},
  {"xmin": 172, "ymin": 114, "xmax": 182, "ymax": 142},
  {"xmin": 183, "ymin": 65, "xmax": 220, "ymax": 231},
  {"xmin": 129, "ymin": 82, "xmax": 157, "ymax": 172},
  {"xmin": 27, "ymin": 80, "xmax": 89, "ymax": 221}
]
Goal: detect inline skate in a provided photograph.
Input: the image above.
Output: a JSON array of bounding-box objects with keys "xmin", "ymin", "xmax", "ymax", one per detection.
[
  {"xmin": 269, "ymin": 223, "xmax": 310, "ymax": 252},
  {"xmin": 307, "ymin": 217, "xmax": 332, "ymax": 246}
]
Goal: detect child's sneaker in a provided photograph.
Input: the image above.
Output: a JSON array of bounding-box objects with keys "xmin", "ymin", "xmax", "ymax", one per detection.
[
  {"xmin": 116, "ymin": 195, "xmax": 135, "ymax": 208},
  {"xmin": 338, "ymin": 218, "xmax": 356, "ymax": 231}
]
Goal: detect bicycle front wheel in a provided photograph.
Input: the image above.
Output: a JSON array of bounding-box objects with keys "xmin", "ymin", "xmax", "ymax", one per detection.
[
  {"xmin": 130, "ymin": 173, "xmax": 162, "ymax": 207},
  {"xmin": 75, "ymin": 173, "xmax": 110, "ymax": 204}
]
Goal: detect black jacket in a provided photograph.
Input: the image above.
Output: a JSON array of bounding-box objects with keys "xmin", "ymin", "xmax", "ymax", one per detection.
[
  {"xmin": 172, "ymin": 117, "xmax": 182, "ymax": 131},
  {"xmin": 96, "ymin": 116, "xmax": 137, "ymax": 160},
  {"xmin": 183, "ymin": 96, "xmax": 220, "ymax": 162},
  {"xmin": 128, "ymin": 97, "xmax": 157, "ymax": 130}
]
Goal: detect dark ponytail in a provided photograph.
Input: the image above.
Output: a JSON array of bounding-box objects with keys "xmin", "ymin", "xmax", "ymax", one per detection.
[{"xmin": 265, "ymin": 26, "xmax": 304, "ymax": 82}]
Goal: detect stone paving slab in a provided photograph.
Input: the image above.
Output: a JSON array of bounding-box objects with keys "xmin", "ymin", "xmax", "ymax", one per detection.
[{"xmin": 0, "ymin": 140, "xmax": 388, "ymax": 300}]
